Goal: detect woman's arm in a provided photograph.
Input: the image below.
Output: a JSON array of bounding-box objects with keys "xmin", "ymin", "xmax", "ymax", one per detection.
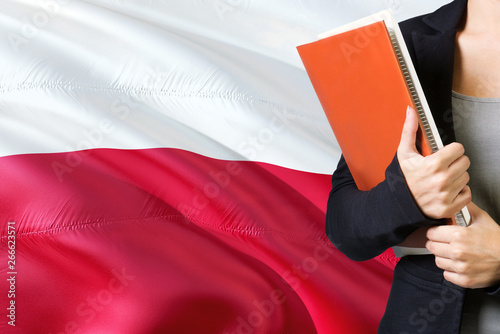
[
  {"xmin": 326, "ymin": 153, "xmax": 432, "ymax": 261},
  {"xmin": 326, "ymin": 107, "xmax": 471, "ymax": 261}
]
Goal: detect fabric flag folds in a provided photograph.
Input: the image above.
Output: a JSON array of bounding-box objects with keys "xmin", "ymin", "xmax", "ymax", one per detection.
[{"xmin": 0, "ymin": 1, "xmax": 448, "ymax": 333}]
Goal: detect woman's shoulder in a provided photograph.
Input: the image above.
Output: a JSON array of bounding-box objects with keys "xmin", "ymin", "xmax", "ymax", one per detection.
[
  {"xmin": 399, "ymin": 13, "xmax": 432, "ymax": 37},
  {"xmin": 399, "ymin": 0, "xmax": 467, "ymax": 38}
]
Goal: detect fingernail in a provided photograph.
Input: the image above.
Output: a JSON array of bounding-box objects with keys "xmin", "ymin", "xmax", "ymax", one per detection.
[{"xmin": 406, "ymin": 105, "xmax": 412, "ymax": 115}]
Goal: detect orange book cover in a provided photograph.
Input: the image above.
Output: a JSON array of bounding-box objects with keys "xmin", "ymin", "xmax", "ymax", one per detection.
[
  {"xmin": 297, "ymin": 11, "xmax": 470, "ymax": 245},
  {"xmin": 297, "ymin": 19, "xmax": 430, "ymax": 191}
]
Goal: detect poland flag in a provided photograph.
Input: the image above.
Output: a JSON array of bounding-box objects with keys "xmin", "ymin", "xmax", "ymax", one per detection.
[{"xmin": 0, "ymin": 1, "xmax": 449, "ymax": 333}]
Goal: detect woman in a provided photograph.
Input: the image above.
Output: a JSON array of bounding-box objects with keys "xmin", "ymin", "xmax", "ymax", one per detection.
[{"xmin": 325, "ymin": 0, "xmax": 500, "ymax": 332}]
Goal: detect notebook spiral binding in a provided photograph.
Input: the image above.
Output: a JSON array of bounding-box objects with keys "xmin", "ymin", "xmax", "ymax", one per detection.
[
  {"xmin": 388, "ymin": 29, "xmax": 438, "ymax": 153},
  {"xmin": 387, "ymin": 28, "xmax": 469, "ymax": 227}
]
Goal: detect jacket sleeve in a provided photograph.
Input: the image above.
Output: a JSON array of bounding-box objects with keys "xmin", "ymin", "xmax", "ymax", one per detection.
[{"xmin": 325, "ymin": 153, "xmax": 440, "ymax": 261}]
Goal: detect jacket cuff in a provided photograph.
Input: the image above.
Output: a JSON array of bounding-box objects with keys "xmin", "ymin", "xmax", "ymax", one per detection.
[{"xmin": 384, "ymin": 154, "xmax": 438, "ymax": 226}]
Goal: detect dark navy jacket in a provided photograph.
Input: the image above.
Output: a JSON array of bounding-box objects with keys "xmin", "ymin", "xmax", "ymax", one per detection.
[{"xmin": 325, "ymin": 0, "xmax": 500, "ymax": 332}]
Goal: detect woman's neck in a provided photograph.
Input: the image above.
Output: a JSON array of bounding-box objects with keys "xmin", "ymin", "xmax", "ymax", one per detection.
[
  {"xmin": 452, "ymin": 0, "xmax": 500, "ymax": 98},
  {"xmin": 463, "ymin": 0, "xmax": 500, "ymax": 35}
]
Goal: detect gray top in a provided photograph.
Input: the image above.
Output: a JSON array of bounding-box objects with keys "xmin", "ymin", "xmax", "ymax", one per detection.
[{"xmin": 452, "ymin": 90, "xmax": 500, "ymax": 334}]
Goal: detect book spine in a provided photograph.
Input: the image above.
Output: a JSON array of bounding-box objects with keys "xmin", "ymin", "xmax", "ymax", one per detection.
[{"xmin": 387, "ymin": 28, "xmax": 438, "ymax": 153}]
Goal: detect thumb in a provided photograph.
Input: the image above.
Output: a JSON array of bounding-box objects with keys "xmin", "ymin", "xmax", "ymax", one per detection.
[{"xmin": 398, "ymin": 106, "xmax": 420, "ymax": 158}]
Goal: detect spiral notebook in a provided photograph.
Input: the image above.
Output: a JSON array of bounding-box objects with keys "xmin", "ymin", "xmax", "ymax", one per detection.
[{"xmin": 297, "ymin": 10, "xmax": 470, "ymax": 256}]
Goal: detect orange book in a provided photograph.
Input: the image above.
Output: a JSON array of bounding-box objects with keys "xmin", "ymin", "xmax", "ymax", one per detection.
[{"xmin": 297, "ymin": 11, "xmax": 470, "ymax": 234}]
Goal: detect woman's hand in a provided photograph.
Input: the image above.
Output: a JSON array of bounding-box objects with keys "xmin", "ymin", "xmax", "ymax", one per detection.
[
  {"xmin": 426, "ymin": 202, "xmax": 500, "ymax": 289},
  {"xmin": 397, "ymin": 106, "xmax": 472, "ymax": 219}
]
